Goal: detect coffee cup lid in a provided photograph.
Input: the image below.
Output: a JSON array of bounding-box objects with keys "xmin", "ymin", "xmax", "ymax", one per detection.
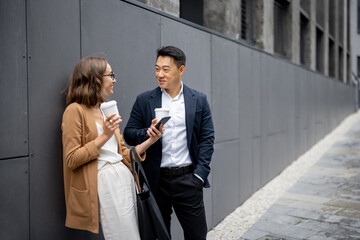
[
  {"xmin": 155, "ymin": 108, "xmax": 169, "ymax": 112},
  {"xmin": 100, "ymin": 100, "xmax": 117, "ymax": 109}
]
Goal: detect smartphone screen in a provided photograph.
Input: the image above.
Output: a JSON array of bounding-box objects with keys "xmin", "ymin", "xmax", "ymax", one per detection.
[{"xmin": 155, "ymin": 116, "xmax": 171, "ymax": 129}]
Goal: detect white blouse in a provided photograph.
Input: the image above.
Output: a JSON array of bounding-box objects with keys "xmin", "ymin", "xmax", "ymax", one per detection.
[{"xmin": 96, "ymin": 122, "xmax": 123, "ymax": 170}]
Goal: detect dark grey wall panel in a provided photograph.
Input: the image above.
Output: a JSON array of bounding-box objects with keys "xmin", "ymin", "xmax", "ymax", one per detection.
[
  {"xmin": 252, "ymin": 51, "xmax": 262, "ymax": 138},
  {"xmin": 211, "ymin": 35, "xmax": 239, "ymax": 142},
  {"xmin": 277, "ymin": 60, "xmax": 290, "ymax": 170},
  {"xmin": 0, "ymin": 158, "xmax": 29, "ymax": 240},
  {"xmin": 315, "ymin": 74, "xmax": 328, "ymax": 141},
  {"xmin": 284, "ymin": 63, "xmax": 295, "ymax": 166},
  {"xmin": 252, "ymin": 137, "xmax": 262, "ymax": 191},
  {"xmin": 293, "ymin": 66, "xmax": 302, "ymax": 158},
  {"xmin": 27, "ymin": 0, "xmax": 81, "ymax": 239},
  {"xmin": 238, "ymin": 45, "xmax": 254, "ymax": 203},
  {"xmin": 299, "ymin": 68, "xmax": 310, "ymax": 154},
  {"xmin": 82, "ymin": 0, "xmax": 161, "ymax": 132},
  {"xmin": 328, "ymin": 80, "xmax": 337, "ymax": 130},
  {"xmin": 267, "ymin": 58, "xmax": 279, "ymax": 135},
  {"xmin": 259, "ymin": 53, "xmax": 270, "ymax": 184},
  {"xmin": 0, "ymin": 0, "xmax": 28, "ymax": 159},
  {"xmin": 307, "ymin": 71, "xmax": 316, "ymax": 147},
  {"xmin": 251, "ymin": 51, "xmax": 262, "ymax": 190},
  {"xmin": 212, "ymin": 140, "xmax": 240, "ymax": 224},
  {"xmin": 160, "ymin": 16, "xmax": 212, "ymax": 98},
  {"xmin": 265, "ymin": 57, "xmax": 278, "ymax": 179}
]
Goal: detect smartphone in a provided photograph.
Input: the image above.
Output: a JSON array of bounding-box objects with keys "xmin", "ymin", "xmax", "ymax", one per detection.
[{"xmin": 155, "ymin": 116, "xmax": 171, "ymax": 129}]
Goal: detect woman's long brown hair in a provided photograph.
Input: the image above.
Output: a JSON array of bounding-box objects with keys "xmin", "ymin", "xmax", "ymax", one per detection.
[{"xmin": 65, "ymin": 57, "xmax": 108, "ymax": 106}]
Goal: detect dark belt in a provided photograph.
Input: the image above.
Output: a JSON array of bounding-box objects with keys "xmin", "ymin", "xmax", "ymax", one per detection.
[{"xmin": 160, "ymin": 165, "xmax": 194, "ymax": 177}]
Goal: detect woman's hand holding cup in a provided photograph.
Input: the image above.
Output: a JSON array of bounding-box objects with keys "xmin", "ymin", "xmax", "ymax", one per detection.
[{"xmin": 103, "ymin": 113, "xmax": 122, "ymax": 138}]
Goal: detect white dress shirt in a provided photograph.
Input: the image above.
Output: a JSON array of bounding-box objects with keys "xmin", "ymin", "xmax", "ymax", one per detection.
[{"xmin": 160, "ymin": 83, "xmax": 193, "ymax": 168}]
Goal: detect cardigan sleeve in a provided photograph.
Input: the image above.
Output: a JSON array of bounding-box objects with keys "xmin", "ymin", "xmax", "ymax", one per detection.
[
  {"xmin": 117, "ymin": 129, "xmax": 146, "ymax": 163},
  {"xmin": 62, "ymin": 104, "xmax": 99, "ymax": 170}
]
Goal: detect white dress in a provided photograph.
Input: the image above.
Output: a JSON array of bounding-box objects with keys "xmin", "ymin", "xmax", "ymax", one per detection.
[{"xmin": 96, "ymin": 122, "xmax": 140, "ymax": 240}]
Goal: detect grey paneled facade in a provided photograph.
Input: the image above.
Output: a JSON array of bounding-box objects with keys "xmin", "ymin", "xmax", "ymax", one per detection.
[
  {"xmin": 238, "ymin": 45, "xmax": 254, "ymax": 202},
  {"xmin": 0, "ymin": 0, "xmax": 356, "ymax": 239},
  {"xmin": 27, "ymin": 0, "xmax": 81, "ymax": 239},
  {"xmin": 211, "ymin": 35, "xmax": 240, "ymax": 142},
  {"xmin": 0, "ymin": 0, "xmax": 28, "ymax": 159}
]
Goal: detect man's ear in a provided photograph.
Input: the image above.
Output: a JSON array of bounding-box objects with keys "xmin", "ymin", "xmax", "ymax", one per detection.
[{"xmin": 179, "ymin": 65, "xmax": 185, "ymax": 76}]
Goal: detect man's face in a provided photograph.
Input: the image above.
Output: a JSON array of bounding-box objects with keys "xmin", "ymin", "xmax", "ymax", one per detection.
[{"xmin": 155, "ymin": 56, "xmax": 184, "ymax": 92}]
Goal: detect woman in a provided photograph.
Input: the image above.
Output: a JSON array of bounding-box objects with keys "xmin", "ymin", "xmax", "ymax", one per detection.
[{"xmin": 62, "ymin": 57, "xmax": 163, "ymax": 239}]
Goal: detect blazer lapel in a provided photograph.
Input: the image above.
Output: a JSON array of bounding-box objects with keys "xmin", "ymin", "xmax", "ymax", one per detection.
[
  {"xmin": 149, "ymin": 87, "xmax": 162, "ymax": 119},
  {"xmin": 184, "ymin": 85, "xmax": 196, "ymax": 149}
]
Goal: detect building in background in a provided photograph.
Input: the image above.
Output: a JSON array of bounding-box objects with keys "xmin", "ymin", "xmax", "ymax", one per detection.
[
  {"xmin": 137, "ymin": 0, "xmax": 352, "ymax": 84},
  {"xmin": 350, "ymin": 0, "xmax": 360, "ymax": 81}
]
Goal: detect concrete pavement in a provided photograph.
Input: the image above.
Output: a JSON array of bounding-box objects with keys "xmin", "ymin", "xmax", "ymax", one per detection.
[{"xmin": 240, "ymin": 120, "xmax": 360, "ymax": 239}]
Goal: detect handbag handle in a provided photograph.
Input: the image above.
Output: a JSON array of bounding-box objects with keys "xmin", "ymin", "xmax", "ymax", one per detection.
[{"xmin": 130, "ymin": 147, "xmax": 151, "ymax": 192}]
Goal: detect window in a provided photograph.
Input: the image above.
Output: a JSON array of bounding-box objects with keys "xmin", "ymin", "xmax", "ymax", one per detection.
[
  {"xmin": 338, "ymin": 0, "xmax": 344, "ymax": 46},
  {"xmin": 316, "ymin": 0, "xmax": 324, "ymax": 28},
  {"xmin": 180, "ymin": 0, "xmax": 203, "ymax": 26},
  {"xmin": 338, "ymin": 47, "xmax": 343, "ymax": 81},
  {"xmin": 328, "ymin": 39, "xmax": 335, "ymax": 77},
  {"xmin": 241, "ymin": 0, "xmax": 247, "ymax": 40},
  {"xmin": 329, "ymin": 0, "xmax": 335, "ymax": 36},
  {"xmin": 300, "ymin": 14, "xmax": 309, "ymax": 65},
  {"xmin": 274, "ymin": 0, "xmax": 289, "ymax": 56},
  {"xmin": 241, "ymin": 0, "xmax": 255, "ymax": 44},
  {"xmin": 316, "ymin": 28, "xmax": 324, "ymax": 72}
]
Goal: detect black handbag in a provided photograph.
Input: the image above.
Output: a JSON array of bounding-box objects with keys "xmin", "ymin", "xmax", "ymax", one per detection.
[{"xmin": 130, "ymin": 147, "xmax": 171, "ymax": 240}]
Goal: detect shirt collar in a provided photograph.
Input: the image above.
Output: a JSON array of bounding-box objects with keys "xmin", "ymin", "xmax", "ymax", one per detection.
[{"xmin": 161, "ymin": 82, "xmax": 183, "ymax": 100}]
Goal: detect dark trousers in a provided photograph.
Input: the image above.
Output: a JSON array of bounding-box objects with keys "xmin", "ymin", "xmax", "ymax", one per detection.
[{"xmin": 155, "ymin": 170, "xmax": 207, "ymax": 240}]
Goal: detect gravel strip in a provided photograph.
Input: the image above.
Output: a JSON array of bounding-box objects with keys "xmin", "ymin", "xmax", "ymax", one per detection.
[{"xmin": 206, "ymin": 111, "xmax": 360, "ymax": 240}]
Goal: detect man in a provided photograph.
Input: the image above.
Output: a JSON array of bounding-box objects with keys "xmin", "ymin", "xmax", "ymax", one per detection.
[{"xmin": 124, "ymin": 46, "xmax": 215, "ymax": 240}]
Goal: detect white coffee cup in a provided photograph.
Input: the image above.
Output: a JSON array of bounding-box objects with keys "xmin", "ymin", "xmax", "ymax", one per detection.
[
  {"xmin": 154, "ymin": 108, "xmax": 170, "ymax": 121},
  {"xmin": 100, "ymin": 100, "xmax": 120, "ymax": 118}
]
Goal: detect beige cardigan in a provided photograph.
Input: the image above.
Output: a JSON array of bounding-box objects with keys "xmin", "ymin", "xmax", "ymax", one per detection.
[{"xmin": 61, "ymin": 102, "xmax": 145, "ymax": 233}]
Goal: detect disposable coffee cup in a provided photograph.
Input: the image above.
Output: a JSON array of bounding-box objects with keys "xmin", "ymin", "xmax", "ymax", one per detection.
[
  {"xmin": 100, "ymin": 100, "xmax": 120, "ymax": 118},
  {"xmin": 154, "ymin": 108, "xmax": 170, "ymax": 121}
]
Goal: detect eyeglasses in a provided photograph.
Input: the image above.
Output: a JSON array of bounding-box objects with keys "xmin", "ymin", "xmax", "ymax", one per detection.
[{"xmin": 103, "ymin": 72, "xmax": 115, "ymax": 80}]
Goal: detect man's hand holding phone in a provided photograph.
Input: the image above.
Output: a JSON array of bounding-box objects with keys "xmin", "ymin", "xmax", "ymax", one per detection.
[{"xmin": 147, "ymin": 117, "xmax": 170, "ymax": 143}]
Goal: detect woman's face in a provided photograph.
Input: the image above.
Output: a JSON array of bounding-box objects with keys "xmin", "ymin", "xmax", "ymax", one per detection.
[{"xmin": 101, "ymin": 63, "xmax": 116, "ymax": 96}]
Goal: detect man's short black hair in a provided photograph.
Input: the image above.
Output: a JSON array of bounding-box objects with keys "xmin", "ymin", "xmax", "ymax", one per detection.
[{"xmin": 157, "ymin": 46, "xmax": 186, "ymax": 68}]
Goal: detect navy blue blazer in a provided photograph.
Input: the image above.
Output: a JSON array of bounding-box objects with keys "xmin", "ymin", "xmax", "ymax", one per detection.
[{"xmin": 124, "ymin": 84, "xmax": 215, "ymax": 192}]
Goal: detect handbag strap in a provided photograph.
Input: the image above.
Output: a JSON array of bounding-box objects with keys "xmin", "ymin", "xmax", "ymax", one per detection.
[{"xmin": 130, "ymin": 147, "xmax": 151, "ymax": 192}]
